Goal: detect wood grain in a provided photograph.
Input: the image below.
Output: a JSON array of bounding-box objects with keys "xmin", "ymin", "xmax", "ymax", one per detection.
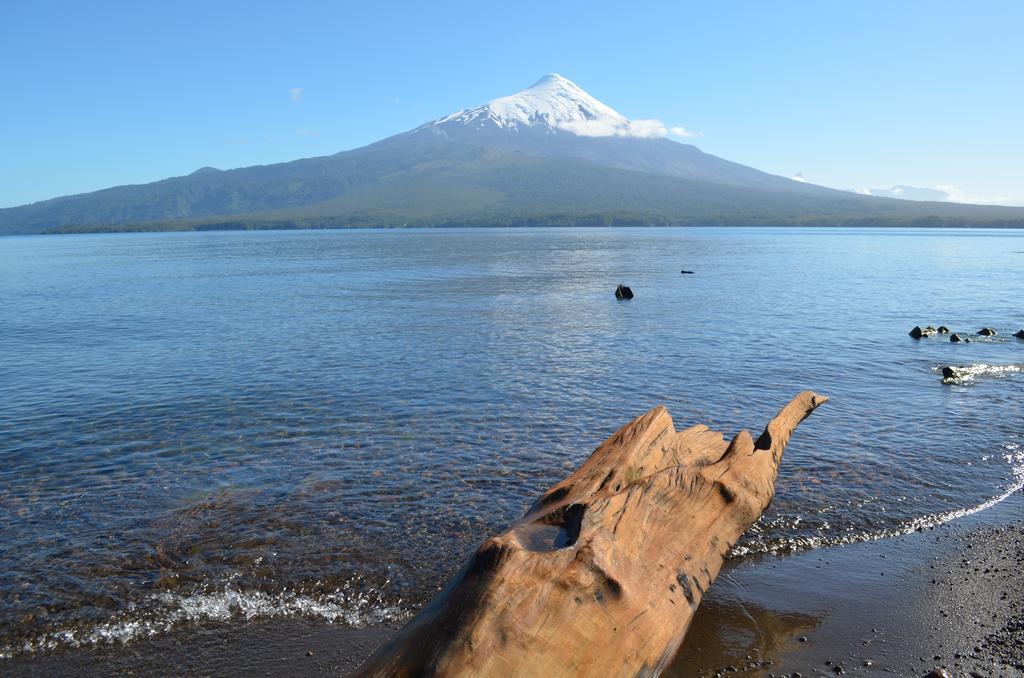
[{"xmin": 353, "ymin": 391, "xmax": 827, "ymax": 677}]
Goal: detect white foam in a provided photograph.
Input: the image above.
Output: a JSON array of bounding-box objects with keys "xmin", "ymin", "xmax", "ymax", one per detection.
[
  {"xmin": 6, "ymin": 443, "xmax": 1023, "ymax": 659},
  {"xmin": 0, "ymin": 585, "xmax": 408, "ymax": 659},
  {"xmin": 731, "ymin": 442, "xmax": 1024, "ymax": 558},
  {"xmin": 941, "ymin": 363, "xmax": 1024, "ymax": 384}
]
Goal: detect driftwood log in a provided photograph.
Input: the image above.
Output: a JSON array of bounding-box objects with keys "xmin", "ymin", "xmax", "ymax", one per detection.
[{"xmin": 354, "ymin": 391, "xmax": 827, "ymax": 677}]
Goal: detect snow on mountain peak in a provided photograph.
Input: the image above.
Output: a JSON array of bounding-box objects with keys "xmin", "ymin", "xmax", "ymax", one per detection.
[{"xmin": 429, "ymin": 74, "xmax": 668, "ymax": 139}]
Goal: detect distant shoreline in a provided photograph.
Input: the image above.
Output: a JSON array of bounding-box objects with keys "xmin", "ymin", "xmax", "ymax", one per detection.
[{"xmin": 20, "ymin": 219, "xmax": 1024, "ymax": 236}]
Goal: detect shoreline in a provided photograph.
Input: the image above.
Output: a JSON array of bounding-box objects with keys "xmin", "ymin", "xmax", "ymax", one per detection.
[
  {"xmin": 16, "ymin": 223, "xmax": 1024, "ymax": 237},
  {"xmin": 669, "ymin": 490, "xmax": 1024, "ymax": 677},
  {"xmin": 5, "ymin": 491, "xmax": 1022, "ymax": 677}
]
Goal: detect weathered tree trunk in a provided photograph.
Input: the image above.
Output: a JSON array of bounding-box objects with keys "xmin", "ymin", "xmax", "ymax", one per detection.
[{"xmin": 353, "ymin": 391, "xmax": 827, "ymax": 677}]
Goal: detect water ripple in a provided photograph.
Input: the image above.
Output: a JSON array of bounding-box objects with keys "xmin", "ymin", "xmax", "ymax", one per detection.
[{"xmin": 1, "ymin": 227, "xmax": 1023, "ymax": 657}]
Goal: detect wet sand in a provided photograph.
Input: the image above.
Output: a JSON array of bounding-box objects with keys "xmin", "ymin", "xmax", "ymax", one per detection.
[
  {"xmin": 667, "ymin": 491, "xmax": 1024, "ymax": 677},
  {"xmin": 6, "ymin": 492, "xmax": 1023, "ymax": 677}
]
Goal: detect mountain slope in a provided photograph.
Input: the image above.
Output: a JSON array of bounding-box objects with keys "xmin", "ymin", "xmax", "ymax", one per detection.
[
  {"xmin": 416, "ymin": 74, "xmax": 839, "ymax": 194},
  {"xmin": 42, "ymin": 148, "xmax": 1024, "ymax": 233},
  {"xmin": 2, "ymin": 74, "xmax": 1023, "ymax": 235}
]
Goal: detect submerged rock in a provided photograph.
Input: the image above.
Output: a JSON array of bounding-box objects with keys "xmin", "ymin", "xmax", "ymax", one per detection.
[
  {"xmin": 615, "ymin": 284, "xmax": 634, "ymax": 300},
  {"xmin": 680, "ymin": 270, "xmax": 695, "ymax": 274},
  {"xmin": 978, "ymin": 327, "xmax": 997, "ymax": 336},
  {"xmin": 950, "ymin": 333, "xmax": 971, "ymax": 343},
  {"xmin": 936, "ymin": 326, "xmax": 950, "ymax": 334},
  {"xmin": 909, "ymin": 326, "xmax": 937, "ymax": 339}
]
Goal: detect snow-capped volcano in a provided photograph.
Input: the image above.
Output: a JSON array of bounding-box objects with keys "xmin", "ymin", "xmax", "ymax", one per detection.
[
  {"xmin": 427, "ymin": 73, "xmax": 667, "ymax": 138},
  {"xmin": 407, "ymin": 73, "xmax": 836, "ymax": 192},
  {"xmin": 17, "ymin": 71, "xmax": 997, "ymax": 237}
]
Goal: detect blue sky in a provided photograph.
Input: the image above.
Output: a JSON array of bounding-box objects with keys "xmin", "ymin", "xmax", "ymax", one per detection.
[{"xmin": 2, "ymin": 1, "xmax": 1022, "ymax": 207}]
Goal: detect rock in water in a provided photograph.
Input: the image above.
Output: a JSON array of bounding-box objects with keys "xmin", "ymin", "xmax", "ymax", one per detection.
[
  {"xmin": 978, "ymin": 327, "xmax": 997, "ymax": 336},
  {"xmin": 936, "ymin": 326, "xmax": 950, "ymax": 334},
  {"xmin": 615, "ymin": 284, "xmax": 634, "ymax": 300},
  {"xmin": 680, "ymin": 270, "xmax": 695, "ymax": 274},
  {"xmin": 353, "ymin": 392, "xmax": 827, "ymax": 677},
  {"xmin": 909, "ymin": 326, "xmax": 937, "ymax": 339},
  {"xmin": 1015, "ymin": 329, "xmax": 1024, "ymax": 339},
  {"xmin": 942, "ymin": 366, "xmax": 966, "ymax": 382},
  {"xmin": 950, "ymin": 333, "xmax": 971, "ymax": 343}
]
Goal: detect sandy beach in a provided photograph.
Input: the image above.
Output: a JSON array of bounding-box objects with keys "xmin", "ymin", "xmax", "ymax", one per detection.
[
  {"xmin": 668, "ymin": 492, "xmax": 1024, "ymax": 677},
  {"xmin": 7, "ymin": 491, "xmax": 1022, "ymax": 677}
]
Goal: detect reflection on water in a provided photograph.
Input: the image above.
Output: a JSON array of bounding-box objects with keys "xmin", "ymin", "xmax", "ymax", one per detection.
[
  {"xmin": 1, "ymin": 227, "xmax": 1022, "ymax": 656},
  {"xmin": 666, "ymin": 570, "xmax": 821, "ymax": 677}
]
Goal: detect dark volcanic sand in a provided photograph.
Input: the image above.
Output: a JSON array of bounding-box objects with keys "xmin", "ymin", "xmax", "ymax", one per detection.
[
  {"xmin": 5, "ymin": 493, "xmax": 1023, "ymax": 677},
  {"xmin": 668, "ymin": 492, "xmax": 1024, "ymax": 678}
]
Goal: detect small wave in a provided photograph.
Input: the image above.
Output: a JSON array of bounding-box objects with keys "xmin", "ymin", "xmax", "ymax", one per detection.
[
  {"xmin": 731, "ymin": 443, "xmax": 1024, "ymax": 558},
  {"xmin": 939, "ymin": 363, "xmax": 1024, "ymax": 384},
  {"xmin": 0, "ymin": 585, "xmax": 409, "ymax": 660},
  {"xmin": 6, "ymin": 448, "xmax": 1023, "ymax": 660}
]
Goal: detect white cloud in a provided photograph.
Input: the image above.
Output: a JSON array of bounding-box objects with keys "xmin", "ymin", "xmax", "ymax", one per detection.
[
  {"xmin": 555, "ymin": 118, "xmax": 699, "ymax": 140},
  {"xmin": 791, "ymin": 172, "xmax": 808, "ymax": 183},
  {"xmin": 556, "ymin": 118, "xmax": 668, "ymax": 139},
  {"xmin": 857, "ymin": 185, "xmax": 951, "ymax": 202},
  {"xmin": 555, "ymin": 120, "xmax": 618, "ymax": 136},
  {"xmin": 933, "ymin": 184, "xmax": 962, "ymax": 202},
  {"xmin": 627, "ymin": 119, "xmax": 669, "ymax": 138},
  {"xmin": 670, "ymin": 126, "xmax": 702, "ymax": 138},
  {"xmin": 855, "ymin": 183, "xmax": 1024, "ymax": 206},
  {"xmin": 296, "ymin": 128, "xmax": 320, "ymax": 137},
  {"xmin": 943, "ymin": 187, "xmax": 1024, "ymax": 206},
  {"xmin": 289, "ymin": 87, "xmax": 303, "ymax": 102}
]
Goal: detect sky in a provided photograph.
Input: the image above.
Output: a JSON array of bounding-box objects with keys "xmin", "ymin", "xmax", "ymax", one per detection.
[{"xmin": 2, "ymin": 1, "xmax": 1022, "ymax": 208}]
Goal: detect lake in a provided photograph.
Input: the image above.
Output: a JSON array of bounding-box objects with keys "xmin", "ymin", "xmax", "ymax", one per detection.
[{"xmin": 1, "ymin": 227, "xmax": 1022, "ymax": 658}]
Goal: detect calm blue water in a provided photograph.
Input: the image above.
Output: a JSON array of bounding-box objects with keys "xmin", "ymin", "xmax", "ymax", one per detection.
[{"xmin": 1, "ymin": 227, "xmax": 1022, "ymax": 656}]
